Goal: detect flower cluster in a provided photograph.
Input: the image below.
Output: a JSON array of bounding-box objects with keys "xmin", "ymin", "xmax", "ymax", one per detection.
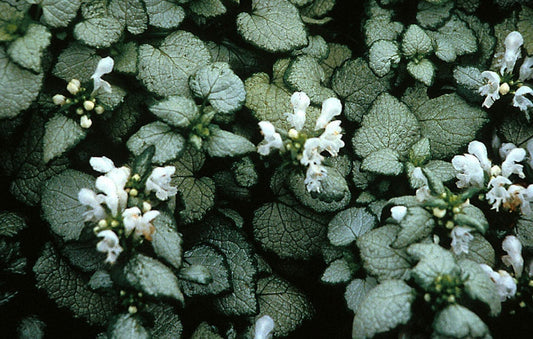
[
  {"xmin": 452, "ymin": 140, "xmax": 533, "ymax": 214},
  {"xmin": 479, "ymin": 31, "xmax": 533, "ymax": 113},
  {"xmin": 257, "ymin": 92, "xmax": 344, "ymax": 192},
  {"xmin": 78, "ymin": 156, "xmax": 177, "ymax": 264},
  {"xmin": 52, "ymin": 57, "xmax": 114, "ymax": 129}
]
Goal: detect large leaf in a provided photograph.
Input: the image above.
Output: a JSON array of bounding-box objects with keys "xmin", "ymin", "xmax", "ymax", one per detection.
[
  {"xmin": 429, "ymin": 15, "xmax": 477, "ymax": 62},
  {"xmin": 52, "ymin": 43, "xmax": 100, "ymax": 83},
  {"xmin": 137, "ymin": 30, "xmax": 211, "ymax": 97},
  {"xmin": 256, "ymin": 275, "xmax": 313, "ymax": 337},
  {"xmin": 189, "ymin": 0, "xmax": 226, "ymax": 18},
  {"xmin": 236, "ymin": 0, "xmax": 307, "ymax": 53},
  {"xmin": 145, "ymin": 303, "xmax": 183, "ymax": 339},
  {"xmin": 127, "ymin": 121, "xmax": 185, "ymax": 164},
  {"xmin": 204, "ymin": 126, "xmax": 255, "ymax": 157},
  {"xmin": 151, "ymin": 211, "xmax": 182, "ymax": 270},
  {"xmin": 432, "ymin": 304, "xmax": 490, "ymax": 339},
  {"xmin": 393, "ymin": 206, "xmax": 435, "ymax": 248},
  {"xmin": 361, "ymin": 148, "xmax": 403, "ymax": 176},
  {"xmin": 7, "ymin": 23, "xmax": 51, "ymax": 72},
  {"xmin": 321, "ymin": 258, "xmax": 352, "ymax": 284},
  {"xmin": 109, "ymin": 0, "xmax": 147, "ymax": 35},
  {"xmin": 149, "ymin": 96, "xmax": 200, "ymax": 129},
  {"xmin": 34, "ymin": 243, "xmax": 116, "ymax": 325},
  {"xmin": 144, "ymin": 0, "xmax": 185, "ymax": 29},
  {"xmin": 459, "ymin": 259, "xmax": 501, "ymax": 316},
  {"xmin": 320, "ymin": 43, "xmax": 352, "ymax": 85},
  {"xmin": 352, "ymin": 93, "xmax": 420, "ymax": 158},
  {"xmin": 43, "ymin": 115, "xmax": 86, "ymax": 163},
  {"xmin": 402, "ymin": 84, "xmax": 488, "ymax": 159},
  {"xmin": 40, "ymin": 0, "xmax": 82, "ymax": 28},
  {"xmin": 0, "ymin": 47, "xmax": 43, "ymax": 119},
  {"xmin": 498, "ymin": 115, "xmax": 533, "ymax": 148},
  {"xmin": 328, "ymin": 207, "xmax": 377, "ymax": 246},
  {"xmin": 352, "ymin": 280, "xmax": 415, "ymax": 339},
  {"xmin": 41, "ymin": 170, "xmax": 94, "ymax": 242}
]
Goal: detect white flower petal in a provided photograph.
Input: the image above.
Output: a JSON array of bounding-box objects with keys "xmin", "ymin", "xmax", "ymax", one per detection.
[
  {"xmin": 520, "ymin": 56, "xmax": 533, "ymax": 81},
  {"xmin": 390, "ymin": 206, "xmax": 407, "ymax": 222},
  {"xmin": 315, "ymin": 97, "xmax": 342, "ymax": 130},
  {"xmin": 254, "ymin": 315, "xmax": 274, "ymax": 339},
  {"xmin": 479, "ymin": 71, "xmax": 500, "ymax": 108},
  {"xmin": 500, "ymin": 31, "xmax": 523, "ymax": 75},
  {"xmin": 501, "ymin": 147, "xmax": 526, "ymax": 178},
  {"xmin": 512, "ymin": 86, "xmax": 533, "ymax": 112},
  {"xmin": 91, "ymin": 56, "xmax": 114, "ymax": 95},
  {"xmin": 450, "ymin": 226, "xmax": 474, "ymax": 255},
  {"xmin": 502, "ymin": 235, "xmax": 523, "ymax": 277},
  {"xmin": 90, "ymin": 156, "xmax": 115, "ymax": 173}
]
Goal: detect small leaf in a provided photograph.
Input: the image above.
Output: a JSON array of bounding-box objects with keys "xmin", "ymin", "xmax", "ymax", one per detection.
[
  {"xmin": 144, "ymin": 0, "xmax": 184, "ymax": 29},
  {"xmin": 454, "ymin": 66, "xmax": 484, "ymax": 102},
  {"xmin": 124, "ymin": 254, "xmax": 184, "ymax": 303},
  {"xmin": 41, "ymin": 170, "xmax": 94, "ymax": 241},
  {"xmin": 109, "ymin": 314, "xmax": 149, "ymax": 339},
  {"xmin": 322, "ymin": 258, "xmax": 352, "ymax": 284},
  {"xmin": 407, "ymin": 58, "xmax": 435, "ymax": 86},
  {"xmin": 320, "ymin": 43, "xmax": 352, "ymax": 85},
  {"xmin": 499, "ymin": 115, "xmax": 533, "ymax": 148},
  {"xmin": 114, "ymin": 42, "xmax": 138, "ymax": 74},
  {"xmin": 189, "ymin": 0, "xmax": 226, "ymax": 18},
  {"xmin": 256, "ymin": 275, "xmax": 313, "ymax": 337},
  {"xmin": 40, "ymin": 0, "xmax": 82, "ymax": 28},
  {"xmin": 364, "ymin": 10, "xmax": 403, "ymax": 46},
  {"xmin": 204, "ymin": 125, "xmax": 255, "ymax": 157},
  {"xmin": 517, "ymin": 214, "xmax": 533, "ymax": 250},
  {"xmin": 362, "ymin": 148, "xmax": 403, "ymax": 176},
  {"xmin": 430, "ymin": 15, "xmax": 477, "ymax": 62},
  {"xmin": 352, "ymin": 280, "xmax": 415, "ymax": 339},
  {"xmin": 150, "ymin": 96, "xmax": 200, "ymax": 128},
  {"xmin": 43, "ymin": 115, "xmax": 86, "ymax": 163},
  {"xmin": 301, "ymin": 0, "xmax": 335, "ymax": 18},
  {"xmin": 145, "ymin": 303, "xmax": 183, "ymax": 338},
  {"xmin": 432, "ymin": 304, "xmax": 490, "ymax": 339},
  {"xmin": 368, "ymin": 40, "xmax": 401, "ymax": 77},
  {"xmin": 74, "ymin": 12, "xmax": 124, "ymax": 49},
  {"xmin": 179, "ymin": 265, "xmax": 212, "ymax": 284},
  {"xmin": 127, "ymin": 121, "xmax": 185, "ymax": 164},
  {"xmin": 89, "ymin": 270, "xmax": 113, "ymax": 290},
  {"xmin": 518, "ymin": 5, "xmax": 533, "ymax": 55},
  {"xmin": 402, "ymin": 24, "xmax": 433, "ymax": 58},
  {"xmin": 292, "ymin": 35, "xmax": 329, "ymax": 60},
  {"xmin": 109, "ymin": 0, "xmax": 147, "ymax": 35},
  {"xmin": 237, "ymin": 0, "xmax": 307, "ymax": 53},
  {"xmin": 151, "ymin": 211, "xmax": 183, "ymax": 270},
  {"xmin": 409, "ymin": 137, "xmax": 431, "ymax": 165},
  {"xmin": 189, "ymin": 62, "xmax": 245, "ymax": 114},
  {"xmin": 393, "ymin": 206, "xmax": 435, "ymax": 248},
  {"xmin": 17, "ymin": 316, "xmax": 45, "ymax": 339},
  {"xmin": 328, "ymin": 207, "xmax": 377, "ymax": 246},
  {"xmin": 416, "ymin": 1, "xmax": 453, "ymax": 29},
  {"xmin": 455, "ymin": 205, "xmax": 488, "ymax": 234},
  {"xmin": 53, "ymin": 43, "xmax": 100, "ymax": 83},
  {"xmin": 408, "ymin": 243, "xmax": 459, "ymax": 289},
  {"xmin": 459, "ymin": 259, "xmax": 501, "ymax": 316},
  {"xmin": 7, "ymin": 24, "xmax": 51, "ymax": 72},
  {"xmin": 0, "ymin": 212, "xmax": 26, "ymax": 238},
  {"xmin": 344, "ymin": 278, "xmax": 377, "ymax": 313}
]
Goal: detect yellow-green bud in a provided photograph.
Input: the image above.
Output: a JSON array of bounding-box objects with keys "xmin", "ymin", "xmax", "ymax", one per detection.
[
  {"xmin": 131, "ymin": 174, "xmax": 141, "ymax": 181},
  {"xmin": 52, "ymin": 94, "xmax": 66, "ymax": 105},
  {"xmin": 142, "ymin": 201, "xmax": 152, "ymax": 213},
  {"xmin": 490, "ymin": 165, "xmax": 502, "ymax": 177},
  {"xmin": 288, "ymin": 128, "xmax": 299, "ymax": 139},
  {"xmin": 447, "ymin": 295, "xmax": 456, "ymax": 303},
  {"xmin": 433, "ymin": 208, "xmax": 446, "ymax": 219},
  {"xmin": 128, "ymin": 305, "xmax": 138, "ymax": 314},
  {"xmin": 499, "ymin": 83, "xmax": 510, "ymax": 95},
  {"xmin": 528, "ymin": 280, "xmax": 533, "ymax": 287},
  {"xmin": 80, "ymin": 115, "xmax": 92, "ymax": 129},
  {"xmin": 130, "ymin": 188, "xmax": 138, "ymax": 197},
  {"xmin": 76, "ymin": 107, "xmax": 84, "ymax": 115},
  {"xmin": 120, "ymin": 290, "xmax": 126, "ymax": 296},
  {"xmin": 520, "ymin": 301, "xmax": 526, "ymax": 308},
  {"xmin": 67, "ymin": 79, "xmax": 81, "ymax": 95},
  {"xmin": 452, "ymin": 207, "xmax": 461, "ymax": 214},
  {"xmin": 111, "ymin": 220, "xmax": 120, "ymax": 227},
  {"xmin": 83, "ymin": 100, "xmax": 95, "ymax": 111},
  {"xmin": 95, "ymin": 105, "xmax": 105, "ymax": 114},
  {"xmin": 98, "ymin": 219, "xmax": 108, "ymax": 228},
  {"xmin": 424, "ymin": 293, "xmax": 431, "ymax": 302}
]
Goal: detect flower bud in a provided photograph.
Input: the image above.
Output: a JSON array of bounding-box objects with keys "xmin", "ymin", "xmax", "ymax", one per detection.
[
  {"xmin": 288, "ymin": 128, "xmax": 299, "ymax": 139},
  {"xmin": 98, "ymin": 219, "xmax": 108, "ymax": 228},
  {"xmin": 52, "ymin": 94, "xmax": 66, "ymax": 105},
  {"xmin": 128, "ymin": 305, "xmax": 138, "ymax": 314},
  {"xmin": 131, "ymin": 174, "xmax": 141, "ymax": 181},
  {"xmin": 83, "ymin": 100, "xmax": 95, "ymax": 111},
  {"xmin": 111, "ymin": 220, "xmax": 120, "ymax": 227},
  {"xmin": 490, "ymin": 165, "xmax": 502, "ymax": 177},
  {"xmin": 80, "ymin": 115, "xmax": 92, "ymax": 129},
  {"xmin": 142, "ymin": 201, "xmax": 152, "ymax": 213},
  {"xmin": 129, "ymin": 188, "xmax": 138, "ymax": 197},
  {"xmin": 433, "ymin": 208, "xmax": 446, "ymax": 219},
  {"xmin": 67, "ymin": 79, "xmax": 81, "ymax": 95},
  {"xmin": 95, "ymin": 105, "xmax": 105, "ymax": 114},
  {"xmin": 76, "ymin": 107, "xmax": 84, "ymax": 115},
  {"xmin": 499, "ymin": 83, "xmax": 510, "ymax": 95}
]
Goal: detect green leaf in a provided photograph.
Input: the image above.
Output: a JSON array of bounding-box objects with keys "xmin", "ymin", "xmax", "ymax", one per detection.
[
  {"xmin": 151, "ymin": 211, "xmax": 183, "ymax": 270},
  {"xmin": 0, "ymin": 3, "xmax": 24, "ymax": 42},
  {"xmin": 171, "ymin": 146, "xmax": 215, "ymax": 223},
  {"xmin": 353, "ymin": 93, "xmax": 420, "ymax": 158},
  {"xmin": 52, "ymin": 43, "xmax": 100, "ymax": 83},
  {"xmin": 104, "ymin": 94, "xmax": 143, "ymax": 143},
  {"xmin": 402, "ymin": 24, "xmax": 433, "ymax": 58},
  {"xmin": 145, "ymin": 303, "xmax": 183, "ymax": 339},
  {"xmin": 114, "ymin": 42, "xmax": 138, "ymax": 74},
  {"xmin": 499, "ymin": 115, "xmax": 533, "ymax": 148},
  {"xmin": 328, "ymin": 207, "xmax": 377, "ymax": 246},
  {"xmin": 393, "ymin": 206, "xmax": 435, "ymax": 248},
  {"xmin": 332, "ymin": 58, "xmax": 391, "ymax": 122},
  {"xmin": 181, "ymin": 244, "xmax": 231, "ymax": 297},
  {"xmin": 109, "ymin": 0, "xmax": 147, "ymax": 35},
  {"xmin": 407, "ymin": 243, "xmax": 459, "ymax": 289},
  {"xmin": 124, "ymin": 253, "xmax": 184, "ymax": 303},
  {"xmin": 301, "ymin": 0, "xmax": 335, "ymax": 18},
  {"xmin": 320, "ymin": 43, "xmax": 352, "ymax": 85},
  {"xmin": 179, "ymin": 265, "xmax": 212, "ymax": 285},
  {"xmin": 204, "ymin": 125, "xmax": 255, "ymax": 157},
  {"xmin": 40, "ymin": 0, "xmax": 82, "ymax": 28},
  {"xmin": 41, "ymin": 170, "xmax": 94, "ymax": 241},
  {"xmin": 231, "ymin": 157, "xmax": 258, "ymax": 188},
  {"xmin": 352, "ymin": 280, "xmax": 415, "ymax": 339},
  {"xmin": 368, "ymin": 40, "xmax": 401, "ymax": 77},
  {"xmin": 409, "ymin": 137, "xmax": 431, "ymax": 165},
  {"xmin": 407, "ymin": 58, "xmax": 435, "ymax": 86},
  {"xmin": 206, "ymin": 40, "xmax": 262, "ymax": 77},
  {"xmin": 144, "ymin": 0, "xmax": 184, "ymax": 29},
  {"xmin": 127, "ymin": 121, "xmax": 185, "ymax": 164},
  {"xmin": 357, "ymin": 225, "xmax": 412, "ymax": 281},
  {"xmin": 455, "ymin": 233, "xmax": 495, "ymax": 267},
  {"xmin": 253, "ymin": 197, "xmax": 328, "ymax": 260},
  {"xmin": 237, "ymin": 0, "xmax": 307, "ymax": 53},
  {"xmin": 402, "ymin": 84, "xmax": 488, "ymax": 159},
  {"xmin": 456, "ymin": 12, "xmax": 496, "ymax": 69},
  {"xmin": 17, "ymin": 316, "xmax": 45, "ymax": 339},
  {"xmin": 88, "ymin": 270, "xmax": 113, "ymax": 290},
  {"xmin": 0, "ymin": 47, "xmax": 43, "ymax": 119},
  {"xmin": 344, "ymin": 278, "xmax": 377, "ymax": 313},
  {"xmin": 430, "ymin": 15, "xmax": 477, "ymax": 62},
  {"xmin": 0, "ymin": 212, "xmax": 26, "ymax": 238},
  {"xmin": 362, "ymin": 148, "xmax": 403, "ymax": 176},
  {"xmin": 256, "ymin": 275, "xmax": 313, "ymax": 337},
  {"xmin": 454, "ymin": 66, "xmax": 484, "ymax": 102},
  {"xmin": 7, "ymin": 23, "xmax": 51, "ymax": 72},
  {"xmin": 459, "ymin": 259, "xmax": 501, "ymax": 316},
  {"xmin": 189, "ymin": 0, "xmax": 226, "ymax": 18},
  {"xmin": 110, "ymin": 314, "xmax": 149, "ymax": 339},
  {"xmin": 150, "ymin": 96, "xmax": 200, "ymax": 128},
  {"xmin": 188, "ymin": 216, "xmax": 258, "ymax": 316},
  {"xmin": 34, "ymin": 243, "xmax": 117, "ymax": 325},
  {"xmin": 95, "ymin": 84, "xmax": 126, "ymax": 110},
  {"xmin": 322, "ymin": 258, "xmax": 352, "ymax": 284},
  {"xmin": 62, "ymin": 241, "xmax": 104, "ymax": 272},
  {"xmin": 518, "ymin": 5, "xmax": 533, "ymax": 55},
  {"xmin": 74, "ymin": 7, "xmax": 124, "ymax": 48},
  {"xmin": 454, "ymin": 205, "xmax": 488, "ymax": 234},
  {"xmin": 432, "ymin": 304, "xmax": 490, "ymax": 339},
  {"xmin": 43, "ymin": 115, "xmax": 86, "ymax": 163},
  {"xmin": 191, "ymin": 323, "xmax": 223, "ymax": 339},
  {"xmin": 137, "ymin": 30, "xmax": 211, "ymax": 97},
  {"xmin": 363, "ymin": 10, "xmax": 403, "ymax": 46},
  {"xmin": 517, "ymin": 214, "xmax": 533, "ymax": 250},
  {"xmin": 189, "ymin": 62, "xmax": 245, "ymax": 114},
  {"xmin": 292, "ymin": 35, "xmax": 329, "ymax": 60},
  {"xmin": 416, "ymin": 1, "xmax": 453, "ymax": 29},
  {"xmin": 284, "ymin": 55, "xmax": 337, "ymax": 105}
]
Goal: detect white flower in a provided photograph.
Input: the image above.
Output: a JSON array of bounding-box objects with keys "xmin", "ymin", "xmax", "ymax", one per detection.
[
  {"xmin": 519, "ymin": 185, "xmax": 533, "ymax": 215},
  {"xmin": 512, "ymin": 86, "xmax": 533, "ymax": 112},
  {"xmin": 78, "ymin": 188, "xmax": 106, "ymax": 222},
  {"xmin": 315, "ymin": 97, "xmax": 342, "ymax": 130},
  {"xmin": 257, "ymin": 121, "xmax": 283, "ymax": 156},
  {"xmin": 479, "ymin": 71, "xmax": 500, "ymax": 108},
  {"xmin": 146, "ymin": 166, "xmax": 178, "ymax": 201},
  {"xmin": 286, "ymin": 92, "xmax": 309, "ymax": 131},
  {"xmin": 502, "ymin": 235, "xmax": 524, "ymax": 277},
  {"xmin": 480, "ymin": 264, "xmax": 517, "ymax": 301},
  {"xmin": 390, "ymin": 206, "xmax": 407, "ymax": 222},
  {"xmin": 254, "ymin": 315, "xmax": 274, "ymax": 339},
  {"xmin": 527, "ymin": 139, "xmax": 533, "ymax": 169},
  {"xmin": 80, "ymin": 115, "xmax": 92, "ymax": 129},
  {"xmin": 52, "ymin": 94, "xmax": 66, "ymax": 105},
  {"xmin": 500, "ymin": 31, "xmax": 523, "ymax": 75},
  {"xmin": 91, "ymin": 56, "xmax": 114, "ymax": 95},
  {"xmin": 67, "ymin": 79, "xmax": 81, "ymax": 95},
  {"xmin": 468, "ymin": 140, "xmax": 491, "ymax": 172},
  {"xmin": 450, "ymin": 226, "xmax": 474, "ymax": 255},
  {"xmin": 499, "ymin": 142, "xmax": 517, "ymax": 160},
  {"xmin": 90, "ymin": 156, "xmax": 116, "ymax": 173},
  {"xmin": 96, "ymin": 230, "xmax": 123, "ymax": 264},
  {"xmin": 486, "ymin": 175, "xmax": 512, "ymax": 211},
  {"xmin": 95, "ymin": 167, "xmax": 130, "ymax": 217},
  {"xmin": 300, "ymin": 137, "xmax": 324, "ymax": 166},
  {"xmin": 520, "ymin": 56, "xmax": 533, "ymax": 81},
  {"xmin": 318, "ymin": 120, "xmax": 344, "ymax": 156},
  {"xmin": 501, "ymin": 147, "xmax": 526, "ymax": 178},
  {"xmin": 122, "ymin": 207, "xmax": 160, "ymax": 240},
  {"xmin": 452, "ymin": 154, "xmax": 485, "ymax": 188},
  {"xmin": 304, "ymin": 163, "xmax": 327, "ymax": 193},
  {"xmin": 415, "ymin": 185, "xmax": 431, "ymax": 203}
]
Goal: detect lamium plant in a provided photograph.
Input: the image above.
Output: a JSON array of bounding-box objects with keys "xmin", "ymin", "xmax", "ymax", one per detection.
[{"xmin": 3, "ymin": 0, "xmax": 533, "ymax": 338}]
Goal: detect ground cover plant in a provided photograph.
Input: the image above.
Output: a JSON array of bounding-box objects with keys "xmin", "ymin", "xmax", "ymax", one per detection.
[{"xmin": 2, "ymin": 0, "xmax": 533, "ymax": 338}]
